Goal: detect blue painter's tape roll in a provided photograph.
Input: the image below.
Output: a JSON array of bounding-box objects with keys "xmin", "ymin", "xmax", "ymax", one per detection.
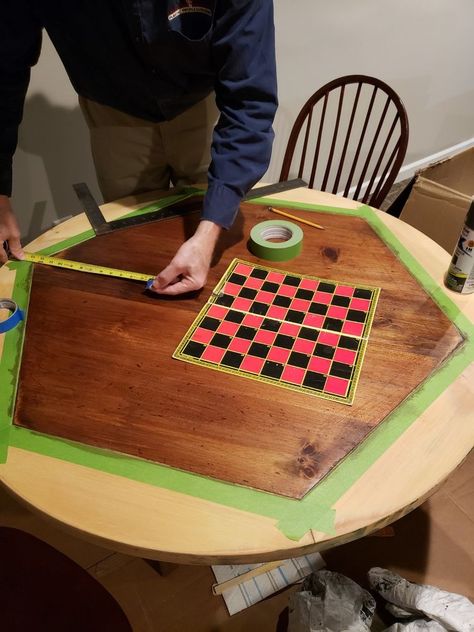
[{"xmin": 0, "ymin": 299, "xmax": 24, "ymax": 334}]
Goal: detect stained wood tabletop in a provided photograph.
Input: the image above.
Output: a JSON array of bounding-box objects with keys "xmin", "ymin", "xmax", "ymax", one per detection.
[{"xmin": 0, "ymin": 188, "xmax": 473, "ymax": 563}]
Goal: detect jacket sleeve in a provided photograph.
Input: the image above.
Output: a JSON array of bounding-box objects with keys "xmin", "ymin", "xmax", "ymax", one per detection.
[
  {"xmin": 201, "ymin": 0, "xmax": 278, "ymax": 229},
  {"xmin": 0, "ymin": 2, "xmax": 42, "ymax": 196}
]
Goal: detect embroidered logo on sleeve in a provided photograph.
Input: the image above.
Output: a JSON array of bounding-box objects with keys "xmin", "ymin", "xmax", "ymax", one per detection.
[{"xmin": 168, "ymin": 1, "xmax": 212, "ymax": 21}]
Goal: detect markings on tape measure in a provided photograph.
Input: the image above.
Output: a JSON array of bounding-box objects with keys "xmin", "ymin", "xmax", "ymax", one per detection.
[{"xmin": 23, "ymin": 252, "xmax": 153, "ymax": 283}]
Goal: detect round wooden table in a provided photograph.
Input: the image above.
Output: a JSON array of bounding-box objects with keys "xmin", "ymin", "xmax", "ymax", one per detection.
[{"xmin": 0, "ymin": 187, "xmax": 473, "ymax": 564}]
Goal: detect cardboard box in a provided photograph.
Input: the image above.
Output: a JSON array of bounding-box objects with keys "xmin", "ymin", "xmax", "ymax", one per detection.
[{"xmin": 399, "ymin": 147, "xmax": 474, "ymax": 254}]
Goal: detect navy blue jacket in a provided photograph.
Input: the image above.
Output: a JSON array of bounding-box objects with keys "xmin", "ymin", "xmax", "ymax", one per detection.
[{"xmin": 0, "ymin": 0, "xmax": 277, "ymax": 228}]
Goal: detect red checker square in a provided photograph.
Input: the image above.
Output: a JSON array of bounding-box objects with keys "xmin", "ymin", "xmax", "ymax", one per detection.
[
  {"xmin": 255, "ymin": 329, "xmax": 277, "ymax": 345},
  {"xmin": 291, "ymin": 298, "xmax": 311, "ymax": 312},
  {"xmin": 327, "ymin": 305, "xmax": 348, "ymax": 320},
  {"xmin": 202, "ymin": 346, "xmax": 226, "ymax": 364},
  {"xmin": 218, "ymin": 320, "xmax": 240, "ymax": 336},
  {"xmin": 256, "ymin": 291, "xmax": 275, "ymax": 304},
  {"xmin": 342, "ymin": 321, "xmax": 364, "ymax": 336},
  {"xmin": 242, "ymin": 313, "xmax": 263, "ymax": 327},
  {"xmin": 300, "ymin": 278, "xmax": 319, "ymax": 291},
  {"xmin": 318, "ymin": 331, "xmax": 340, "ymax": 346},
  {"xmin": 325, "ymin": 376, "xmax": 349, "ymax": 396},
  {"xmin": 240, "ymin": 355, "xmax": 265, "ymax": 374},
  {"xmin": 268, "ymin": 346, "xmax": 290, "ymax": 363},
  {"xmin": 267, "ymin": 271, "xmax": 285, "ymax": 284},
  {"xmin": 278, "ymin": 284, "xmax": 298, "ymax": 298},
  {"xmin": 244, "ymin": 276, "xmax": 264, "ymax": 290},
  {"xmin": 308, "ymin": 356, "xmax": 331, "ymax": 373},
  {"xmin": 233, "ymin": 297, "xmax": 253, "ymax": 311},
  {"xmin": 267, "ymin": 305, "xmax": 287, "ymax": 320},
  {"xmin": 293, "ymin": 338, "xmax": 315, "ymax": 354},
  {"xmin": 303, "ymin": 313, "xmax": 324, "ymax": 328},
  {"xmin": 224, "ymin": 282, "xmax": 241, "ymax": 296},
  {"xmin": 351, "ymin": 298, "xmax": 371, "ymax": 311},
  {"xmin": 282, "ymin": 365, "xmax": 305, "ymax": 385},
  {"xmin": 334, "ymin": 347, "xmax": 357, "ymax": 365},
  {"xmin": 229, "ymin": 337, "xmax": 252, "ymax": 353},
  {"xmin": 192, "ymin": 327, "xmax": 215, "ymax": 344},
  {"xmin": 280, "ymin": 322, "xmax": 300, "ymax": 336},
  {"xmin": 207, "ymin": 305, "xmax": 228, "ymax": 319},
  {"xmin": 334, "ymin": 285, "xmax": 354, "ymax": 297},
  {"xmin": 312, "ymin": 291, "xmax": 332, "ymax": 304},
  {"xmin": 234, "ymin": 263, "xmax": 253, "ymax": 276}
]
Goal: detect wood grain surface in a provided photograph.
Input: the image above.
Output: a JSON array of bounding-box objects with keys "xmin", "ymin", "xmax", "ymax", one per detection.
[{"xmin": 14, "ymin": 198, "xmax": 463, "ymax": 499}]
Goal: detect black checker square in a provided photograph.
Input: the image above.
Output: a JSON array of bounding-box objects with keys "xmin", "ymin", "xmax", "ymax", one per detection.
[
  {"xmin": 314, "ymin": 343, "xmax": 335, "ymax": 359},
  {"xmin": 295, "ymin": 288, "xmax": 314, "ymax": 300},
  {"xmin": 299, "ymin": 327, "xmax": 319, "ymax": 341},
  {"xmin": 221, "ymin": 350, "xmax": 244, "ymax": 369},
  {"xmin": 339, "ymin": 335, "xmax": 360, "ymax": 351},
  {"xmin": 354, "ymin": 288, "xmax": 372, "ymax": 299},
  {"xmin": 236, "ymin": 325, "xmax": 257, "ymax": 340},
  {"xmin": 238, "ymin": 287, "xmax": 257, "ymax": 300},
  {"xmin": 323, "ymin": 317, "xmax": 343, "ymax": 332},
  {"xmin": 248, "ymin": 342, "xmax": 270, "ymax": 359},
  {"xmin": 282, "ymin": 274, "xmax": 300, "ymax": 287},
  {"xmin": 224, "ymin": 310, "xmax": 245, "ymax": 324},
  {"xmin": 274, "ymin": 334, "xmax": 295, "ymax": 349},
  {"xmin": 200, "ymin": 316, "xmax": 220, "ymax": 331},
  {"xmin": 273, "ymin": 295, "xmax": 292, "ymax": 308},
  {"xmin": 286, "ymin": 309, "xmax": 305, "ymax": 324},
  {"xmin": 183, "ymin": 341, "xmax": 206, "ymax": 358},
  {"xmin": 331, "ymin": 295, "xmax": 351, "ymax": 307},
  {"xmin": 262, "ymin": 281, "xmax": 279, "ymax": 293},
  {"xmin": 287, "ymin": 351, "xmax": 310, "ymax": 369},
  {"xmin": 261, "ymin": 318, "xmax": 281, "ymax": 332},
  {"xmin": 347, "ymin": 309, "xmax": 367, "ymax": 323},
  {"xmin": 330, "ymin": 361, "xmax": 353, "ymax": 380},
  {"xmin": 211, "ymin": 333, "xmax": 232, "ymax": 349},
  {"xmin": 250, "ymin": 301, "xmax": 269, "ymax": 316},
  {"xmin": 318, "ymin": 281, "xmax": 336, "ymax": 293},
  {"xmin": 216, "ymin": 293, "xmax": 234, "ymax": 307},
  {"xmin": 228, "ymin": 272, "xmax": 246, "ymax": 285},
  {"xmin": 309, "ymin": 302, "xmax": 328, "ymax": 315},
  {"xmin": 303, "ymin": 371, "xmax": 327, "ymax": 391},
  {"xmin": 250, "ymin": 267, "xmax": 268, "ymax": 279},
  {"xmin": 260, "ymin": 360, "xmax": 284, "ymax": 379}
]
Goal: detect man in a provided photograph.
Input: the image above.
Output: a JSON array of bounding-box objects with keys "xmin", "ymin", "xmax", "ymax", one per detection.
[{"xmin": 0, "ymin": 0, "xmax": 277, "ymax": 294}]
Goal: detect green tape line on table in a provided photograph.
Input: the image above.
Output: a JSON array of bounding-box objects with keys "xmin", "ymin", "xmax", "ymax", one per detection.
[
  {"xmin": 248, "ymin": 220, "xmax": 303, "ymax": 261},
  {"xmin": 1, "ymin": 197, "xmax": 473, "ymax": 543}
]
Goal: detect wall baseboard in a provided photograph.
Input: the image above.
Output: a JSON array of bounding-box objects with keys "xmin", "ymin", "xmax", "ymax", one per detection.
[
  {"xmin": 340, "ymin": 137, "xmax": 474, "ymax": 198},
  {"xmin": 396, "ymin": 137, "xmax": 474, "ymax": 182}
]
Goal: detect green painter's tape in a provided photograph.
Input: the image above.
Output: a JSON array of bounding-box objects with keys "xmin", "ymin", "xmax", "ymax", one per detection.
[
  {"xmin": 1, "ymin": 194, "xmax": 473, "ymax": 542},
  {"xmin": 249, "ymin": 220, "xmax": 303, "ymax": 261}
]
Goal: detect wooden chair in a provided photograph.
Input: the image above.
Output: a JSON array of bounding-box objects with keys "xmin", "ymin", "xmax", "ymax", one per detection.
[{"xmin": 279, "ymin": 75, "xmax": 409, "ymax": 208}]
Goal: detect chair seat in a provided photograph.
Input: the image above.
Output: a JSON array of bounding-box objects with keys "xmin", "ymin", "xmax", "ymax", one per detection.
[{"xmin": 0, "ymin": 527, "xmax": 132, "ymax": 632}]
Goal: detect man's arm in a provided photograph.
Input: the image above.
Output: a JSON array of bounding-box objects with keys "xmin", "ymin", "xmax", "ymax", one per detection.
[
  {"xmin": 0, "ymin": 1, "xmax": 42, "ymax": 262},
  {"xmin": 151, "ymin": 0, "xmax": 277, "ymax": 294}
]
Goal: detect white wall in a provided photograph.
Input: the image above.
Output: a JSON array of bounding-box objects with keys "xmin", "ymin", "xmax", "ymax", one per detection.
[{"xmin": 11, "ymin": 0, "xmax": 474, "ymax": 241}]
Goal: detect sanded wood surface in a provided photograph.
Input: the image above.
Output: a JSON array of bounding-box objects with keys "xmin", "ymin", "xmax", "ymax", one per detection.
[{"xmin": 14, "ymin": 198, "xmax": 463, "ymax": 499}]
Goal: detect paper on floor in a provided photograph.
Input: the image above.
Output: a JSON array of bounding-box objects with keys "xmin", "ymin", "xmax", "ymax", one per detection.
[{"xmin": 212, "ymin": 552, "xmax": 325, "ymax": 616}]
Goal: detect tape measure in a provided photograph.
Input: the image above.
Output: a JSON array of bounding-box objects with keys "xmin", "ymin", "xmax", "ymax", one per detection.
[{"xmin": 23, "ymin": 252, "xmax": 153, "ymax": 285}]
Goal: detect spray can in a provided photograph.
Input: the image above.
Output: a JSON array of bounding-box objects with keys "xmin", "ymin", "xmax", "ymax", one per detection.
[{"xmin": 444, "ymin": 197, "xmax": 474, "ymax": 294}]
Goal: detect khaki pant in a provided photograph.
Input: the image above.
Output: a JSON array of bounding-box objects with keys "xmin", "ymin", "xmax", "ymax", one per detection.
[{"xmin": 79, "ymin": 94, "xmax": 219, "ymax": 202}]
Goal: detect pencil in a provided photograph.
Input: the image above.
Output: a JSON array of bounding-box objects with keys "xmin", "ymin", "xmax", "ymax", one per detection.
[{"xmin": 268, "ymin": 207, "xmax": 325, "ymax": 230}]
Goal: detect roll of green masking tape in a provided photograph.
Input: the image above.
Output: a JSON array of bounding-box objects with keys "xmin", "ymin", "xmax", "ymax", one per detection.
[{"xmin": 249, "ymin": 220, "xmax": 303, "ymax": 261}]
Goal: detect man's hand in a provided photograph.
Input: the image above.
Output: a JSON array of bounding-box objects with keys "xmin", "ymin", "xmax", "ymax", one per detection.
[
  {"xmin": 149, "ymin": 220, "xmax": 222, "ymax": 295},
  {"xmin": 0, "ymin": 196, "xmax": 24, "ymax": 264}
]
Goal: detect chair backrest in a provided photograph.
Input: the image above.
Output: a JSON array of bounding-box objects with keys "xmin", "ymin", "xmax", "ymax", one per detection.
[{"xmin": 279, "ymin": 75, "xmax": 409, "ymax": 208}]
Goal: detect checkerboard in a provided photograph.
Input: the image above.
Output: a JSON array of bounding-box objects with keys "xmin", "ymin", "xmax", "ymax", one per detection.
[{"xmin": 173, "ymin": 259, "xmax": 380, "ymax": 404}]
